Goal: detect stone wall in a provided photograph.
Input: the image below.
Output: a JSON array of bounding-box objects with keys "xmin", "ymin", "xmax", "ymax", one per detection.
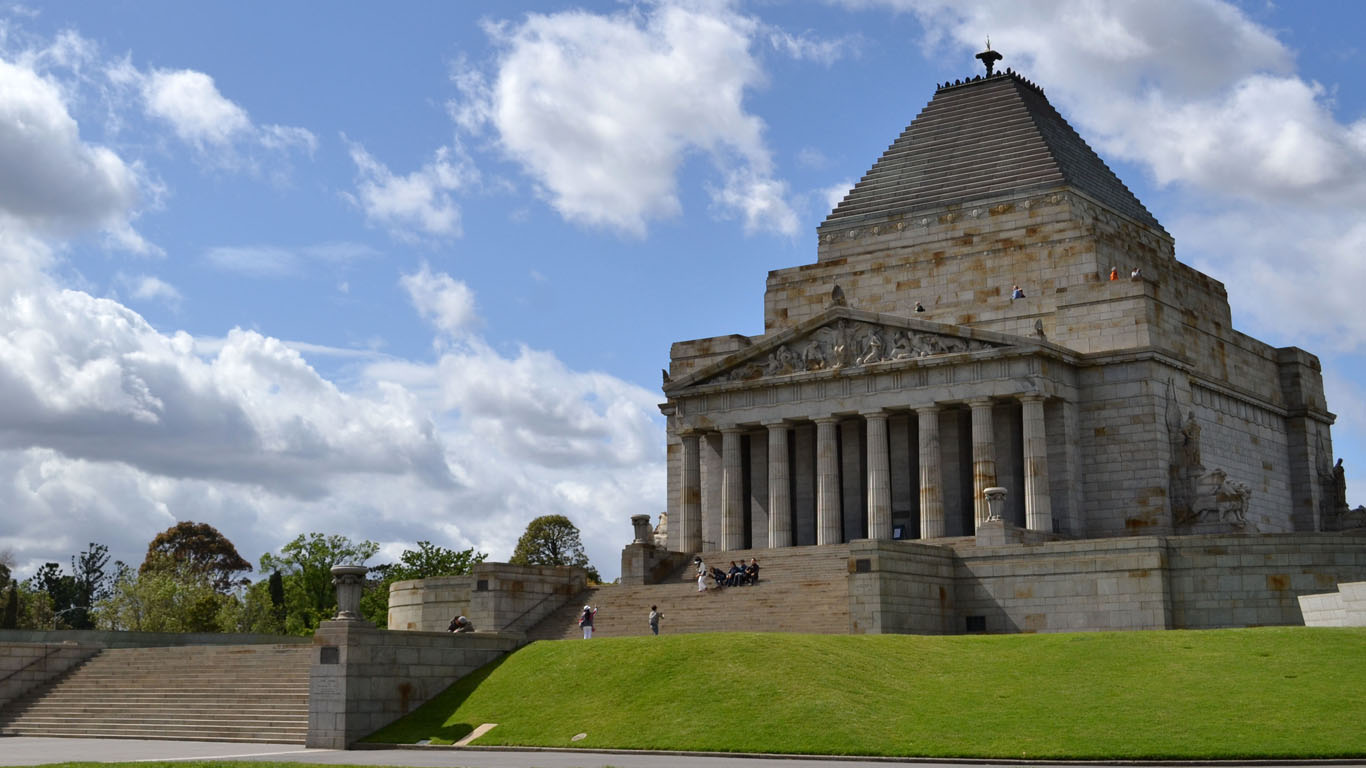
[
  {"xmin": 0, "ymin": 641, "xmax": 99, "ymax": 711},
  {"xmin": 953, "ymin": 536, "xmax": 1171, "ymax": 634},
  {"xmin": 847, "ymin": 540, "xmax": 956, "ymax": 634},
  {"xmin": 307, "ymin": 620, "xmax": 519, "ymax": 748},
  {"xmin": 1299, "ymin": 581, "xmax": 1366, "ymax": 626},
  {"xmin": 387, "ymin": 575, "xmax": 474, "ymax": 632},
  {"xmin": 466, "ymin": 563, "xmax": 587, "ymax": 635},
  {"xmin": 1166, "ymin": 533, "xmax": 1366, "ymax": 628}
]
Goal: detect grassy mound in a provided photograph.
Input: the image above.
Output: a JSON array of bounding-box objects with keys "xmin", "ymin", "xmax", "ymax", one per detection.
[{"xmin": 366, "ymin": 627, "xmax": 1366, "ymax": 759}]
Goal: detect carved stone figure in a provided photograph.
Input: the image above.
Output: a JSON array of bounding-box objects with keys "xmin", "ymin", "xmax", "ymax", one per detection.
[
  {"xmin": 890, "ymin": 330, "xmax": 914, "ymax": 360},
  {"xmin": 1190, "ymin": 468, "xmax": 1251, "ymax": 526},
  {"xmin": 1181, "ymin": 411, "xmax": 1203, "ymax": 472},
  {"xmin": 858, "ymin": 328, "xmax": 884, "ymax": 365},
  {"xmin": 803, "ymin": 339, "xmax": 825, "ymax": 371},
  {"xmin": 1333, "ymin": 458, "xmax": 1348, "ymax": 515}
]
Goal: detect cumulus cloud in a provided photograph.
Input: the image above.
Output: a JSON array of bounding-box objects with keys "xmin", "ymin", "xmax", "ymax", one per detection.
[
  {"xmin": 0, "ymin": 54, "xmax": 147, "ymax": 250},
  {"xmin": 345, "ymin": 142, "xmax": 475, "ymax": 241},
  {"xmin": 121, "ymin": 64, "xmax": 316, "ymax": 167},
  {"xmin": 121, "ymin": 273, "xmax": 182, "ymax": 309},
  {"xmin": 400, "ymin": 264, "xmax": 479, "ymax": 339},
  {"xmin": 457, "ymin": 3, "xmax": 799, "ymax": 237}
]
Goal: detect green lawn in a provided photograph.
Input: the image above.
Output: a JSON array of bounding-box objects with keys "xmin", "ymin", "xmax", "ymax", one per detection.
[{"xmin": 365, "ymin": 627, "xmax": 1366, "ymax": 759}]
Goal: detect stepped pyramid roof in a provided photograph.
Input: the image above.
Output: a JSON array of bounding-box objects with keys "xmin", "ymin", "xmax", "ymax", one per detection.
[{"xmin": 823, "ymin": 70, "xmax": 1164, "ymax": 235}]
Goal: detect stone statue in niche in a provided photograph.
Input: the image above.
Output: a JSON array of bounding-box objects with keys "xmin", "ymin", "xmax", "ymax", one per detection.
[{"xmin": 1332, "ymin": 458, "xmax": 1348, "ymax": 515}]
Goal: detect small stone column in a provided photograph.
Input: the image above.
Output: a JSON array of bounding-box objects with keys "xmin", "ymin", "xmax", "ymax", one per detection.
[
  {"xmin": 917, "ymin": 406, "xmax": 945, "ymax": 538},
  {"xmin": 984, "ymin": 487, "xmax": 1007, "ymax": 521},
  {"xmin": 680, "ymin": 432, "xmax": 702, "ymax": 552},
  {"xmin": 330, "ymin": 565, "xmax": 369, "ymax": 621},
  {"xmin": 766, "ymin": 422, "xmax": 792, "ymax": 548},
  {"xmin": 721, "ymin": 427, "xmax": 745, "ymax": 550},
  {"xmin": 864, "ymin": 411, "xmax": 892, "ymax": 540},
  {"xmin": 1021, "ymin": 394, "xmax": 1053, "ymax": 532},
  {"xmin": 815, "ymin": 417, "xmax": 843, "ymax": 545},
  {"xmin": 969, "ymin": 398, "xmax": 997, "ymax": 531}
]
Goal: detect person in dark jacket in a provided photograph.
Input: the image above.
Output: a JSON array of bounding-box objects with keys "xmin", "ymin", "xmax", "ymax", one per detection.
[{"xmin": 578, "ymin": 604, "xmax": 598, "ymax": 639}]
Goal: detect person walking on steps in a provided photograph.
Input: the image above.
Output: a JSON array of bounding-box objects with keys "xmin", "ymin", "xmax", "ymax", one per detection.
[
  {"xmin": 695, "ymin": 556, "xmax": 707, "ymax": 593},
  {"xmin": 649, "ymin": 605, "xmax": 661, "ymax": 635},
  {"xmin": 578, "ymin": 604, "xmax": 598, "ymax": 639}
]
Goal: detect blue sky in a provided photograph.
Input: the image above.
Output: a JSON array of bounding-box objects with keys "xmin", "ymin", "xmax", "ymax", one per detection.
[{"xmin": 2, "ymin": 0, "xmax": 1365, "ymax": 582}]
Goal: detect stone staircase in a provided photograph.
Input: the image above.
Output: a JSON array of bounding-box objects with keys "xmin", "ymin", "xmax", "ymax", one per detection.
[
  {"xmin": 0, "ymin": 644, "xmax": 312, "ymax": 743},
  {"xmin": 527, "ymin": 545, "xmax": 853, "ymax": 641}
]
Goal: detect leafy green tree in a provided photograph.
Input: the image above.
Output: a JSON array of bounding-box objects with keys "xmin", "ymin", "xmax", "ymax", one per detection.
[
  {"xmin": 510, "ymin": 515, "xmax": 600, "ymax": 583},
  {"xmin": 27, "ymin": 543, "xmax": 111, "ymax": 630},
  {"xmin": 142, "ymin": 521, "xmax": 253, "ymax": 592},
  {"xmin": 359, "ymin": 542, "xmax": 488, "ymax": 628},
  {"xmin": 1, "ymin": 581, "xmax": 18, "ymax": 629},
  {"xmin": 259, "ymin": 533, "xmax": 379, "ymax": 635},
  {"xmin": 95, "ymin": 558, "xmax": 229, "ymax": 633}
]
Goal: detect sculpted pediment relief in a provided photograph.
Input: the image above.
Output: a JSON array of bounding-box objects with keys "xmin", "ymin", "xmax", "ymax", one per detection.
[{"xmin": 700, "ymin": 318, "xmax": 1006, "ymax": 386}]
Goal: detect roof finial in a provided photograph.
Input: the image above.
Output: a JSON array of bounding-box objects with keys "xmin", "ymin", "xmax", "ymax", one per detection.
[{"xmin": 975, "ymin": 38, "xmax": 1002, "ymax": 77}]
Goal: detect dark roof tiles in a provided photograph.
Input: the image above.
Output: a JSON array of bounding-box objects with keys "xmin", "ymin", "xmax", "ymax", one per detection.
[{"xmin": 823, "ymin": 73, "xmax": 1163, "ymax": 234}]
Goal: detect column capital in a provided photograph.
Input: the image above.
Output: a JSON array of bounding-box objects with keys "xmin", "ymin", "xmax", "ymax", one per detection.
[
  {"xmin": 914, "ymin": 403, "xmax": 941, "ymax": 416},
  {"xmin": 812, "ymin": 415, "xmax": 841, "ymax": 425},
  {"xmin": 967, "ymin": 397, "xmax": 994, "ymax": 409},
  {"xmin": 718, "ymin": 425, "xmax": 745, "ymax": 435},
  {"xmin": 859, "ymin": 409, "xmax": 889, "ymax": 420},
  {"xmin": 761, "ymin": 419, "xmax": 788, "ymax": 429},
  {"xmin": 1017, "ymin": 392, "xmax": 1046, "ymax": 404},
  {"xmin": 679, "ymin": 429, "xmax": 702, "ymax": 439}
]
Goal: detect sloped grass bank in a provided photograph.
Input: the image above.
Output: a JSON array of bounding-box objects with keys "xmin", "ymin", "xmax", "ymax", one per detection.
[{"xmin": 366, "ymin": 627, "xmax": 1366, "ymax": 759}]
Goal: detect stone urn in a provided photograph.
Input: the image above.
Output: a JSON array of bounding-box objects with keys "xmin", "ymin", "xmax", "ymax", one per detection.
[{"xmin": 330, "ymin": 564, "xmax": 369, "ymax": 621}]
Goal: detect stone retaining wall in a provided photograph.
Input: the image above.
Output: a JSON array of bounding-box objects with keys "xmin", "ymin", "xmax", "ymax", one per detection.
[{"xmin": 307, "ymin": 621, "xmax": 519, "ymax": 748}]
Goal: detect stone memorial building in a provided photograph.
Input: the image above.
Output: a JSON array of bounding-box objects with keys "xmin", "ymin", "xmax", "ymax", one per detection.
[{"xmin": 659, "ymin": 51, "xmax": 1356, "ymax": 563}]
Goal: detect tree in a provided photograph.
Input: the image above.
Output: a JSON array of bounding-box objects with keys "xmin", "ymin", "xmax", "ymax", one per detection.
[
  {"xmin": 509, "ymin": 515, "xmax": 600, "ymax": 583},
  {"xmin": 95, "ymin": 560, "xmax": 229, "ymax": 633},
  {"xmin": 142, "ymin": 522, "xmax": 253, "ymax": 592},
  {"xmin": 1, "ymin": 581, "xmax": 18, "ymax": 629},
  {"xmin": 359, "ymin": 542, "xmax": 488, "ymax": 628},
  {"xmin": 259, "ymin": 533, "xmax": 379, "ymax": 635},
  {"xmin": 26, "ymin": 544, "xmax": 111, "ymax": 631}
]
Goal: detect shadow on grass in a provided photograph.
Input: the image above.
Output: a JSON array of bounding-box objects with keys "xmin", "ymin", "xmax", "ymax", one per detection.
[{"xmin": 362, "ymin": 652, "xmax": 513, "ymax": 744}]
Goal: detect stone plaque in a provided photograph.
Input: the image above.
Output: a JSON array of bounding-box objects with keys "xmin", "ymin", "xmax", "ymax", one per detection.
[{"xmin": 319, "ymin": 646, "xmax": 339, "ymax": 665}]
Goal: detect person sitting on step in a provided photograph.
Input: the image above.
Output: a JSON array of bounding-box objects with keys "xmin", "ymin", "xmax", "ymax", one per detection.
[
  {"xmin": 726, "ymin": 560, "xmax": 744, "ymax": 587},
  {"xmin": 744, "ymin": 558, "xmax": 759, "ymax": 585}
]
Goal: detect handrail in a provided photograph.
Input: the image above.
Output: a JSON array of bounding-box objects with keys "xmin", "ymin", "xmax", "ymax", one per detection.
[
  {"xmin": 500, "ymin": 587, "xmax": 585, "ymax": 634},
  {"xmin": 0, "ymin": 643, "xmax": 77, "ymax": 688}
]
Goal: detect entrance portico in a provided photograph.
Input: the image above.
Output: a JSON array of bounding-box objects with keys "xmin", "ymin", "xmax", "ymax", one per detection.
[{"xmin": 662, "ymin": 305, "xmax": 1079, "ymax": 552}]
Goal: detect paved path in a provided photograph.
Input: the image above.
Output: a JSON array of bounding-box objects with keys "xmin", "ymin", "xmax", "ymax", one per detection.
[{"xmin": 2, "ymin": 738, "xmax": 1364, "ymax": 768}]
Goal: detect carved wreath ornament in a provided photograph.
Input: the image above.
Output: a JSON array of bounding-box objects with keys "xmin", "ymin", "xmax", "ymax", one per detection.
[{"xmin": 716, "ymin": 320, "xmax": 999, "ymax": 383}]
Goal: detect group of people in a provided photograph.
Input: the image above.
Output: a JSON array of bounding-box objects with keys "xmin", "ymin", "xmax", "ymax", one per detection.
[
  {"xmin": 1109, "ymin": 266, "xmax": 1142, "ymax": 280},
  {"xmin": 694, "ymin": 556, "xmax": 759, "ymax": 591}
]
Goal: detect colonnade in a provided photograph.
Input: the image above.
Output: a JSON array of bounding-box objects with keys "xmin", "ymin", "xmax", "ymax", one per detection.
[{"xmin": 677, "ymin": 395, "xmax": 1053, "ymax": 552}]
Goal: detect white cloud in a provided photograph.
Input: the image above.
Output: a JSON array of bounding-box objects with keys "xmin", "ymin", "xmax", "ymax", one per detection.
[
  {"xmin": 0, "ymin": 238, "xmax": 663, "ymax": 581},
  {"xmin": 765, "ymin": 27, "xmax": 857, "ymax": 66},
  {"xmin": 821, "ymin": 179, "xmax": 855, "ymax": 213},
  {"xmin": 0, "ymin": 54, "xmax": 147, "ymax": 250},
  {"xmin": 400, "ymin": 263, "xmax": 479, "ymax": 338},
  {"xmin": 127, "ymin": 65, "xmax": 316, "ymax": 167},
  {"xmin": 346, "ymin": 142, "xmax": 475, "ymax": 241},
  {"xmin": 123, "ymin": 273, "xmax": 182, "ymax": 309},
  {"xmin": 461, "ymin": 3, "xmax": 798, "ymax": 237},
  {"xmin": 204, "ymin": 241, "xmax": 379, "ymax": 278},
  {"xmin": 142, "ymin": 69, "xmax": 251, "ymax": 146}
]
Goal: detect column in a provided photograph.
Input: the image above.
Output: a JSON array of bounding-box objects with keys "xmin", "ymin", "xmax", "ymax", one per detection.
[
  {"xmin": 865, "ymin": 412, "xmax": 892, "ymax": 540},
  {"xmin": 766, "ymin": 422, "xmax": 792, "ymax": 548},
  {"xmin": 680, "ymin": 432, "xmax": 702, "ymax": 552},
  {"xmin": 969, "ymin": 398, "xmax": 997, "ymax": 531},
  {"xmin": 721, "ymin": 427, "xmax": 745, "ymax": 551},
  {"xmin": 1021, "ymin": 395, "xmax": 1053, "ymax": 532},
  {"xmin": 917, "ymin": 406, "xmax": 945, "ymax": 538},
  {"xmin": 815, "ymin": 417, "xmax": 843, "ymax": 545}
]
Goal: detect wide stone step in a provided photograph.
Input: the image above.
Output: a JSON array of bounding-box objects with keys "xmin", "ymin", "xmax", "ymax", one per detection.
[{"xmin": 0, "ymin": 725, "xmax": 307, "ymax": 741}]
